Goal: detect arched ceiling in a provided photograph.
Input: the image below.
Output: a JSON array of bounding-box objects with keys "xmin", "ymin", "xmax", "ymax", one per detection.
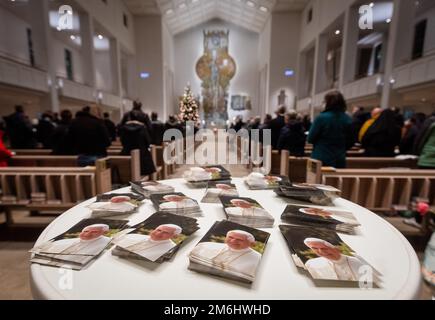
[{"xmin": 124, "ymin": 0, "xmax": 309, "ymax": 34}]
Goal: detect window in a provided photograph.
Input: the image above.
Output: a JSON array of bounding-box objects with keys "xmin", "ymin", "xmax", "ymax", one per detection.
[
  {"xmin": 64, "ymin": 49, "xmax": 74, "ymax": 81},
  {"xmin": 26, "ymin": 28, "xmax": 35, "ymax": 67},
  {"xmin": 307, "ymin": 8, "xmax": 313, "ymax": 24},
  {"xmin": 412, "ymin": 19, "xmax": 427, "ymax": 60},
  {"xmin": 357, "ymin": 48, "xmax": 373, "ymax": 78},
  {"xmin": 373, "ymin": 43, "xmax": 382, "ymax": 74},
  {"xmin": 123, "ymin": 13, "xmax": 128, "ymax": 28}
]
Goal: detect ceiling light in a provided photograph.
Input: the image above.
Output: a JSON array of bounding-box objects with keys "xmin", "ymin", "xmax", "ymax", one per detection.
[
  {"xmin": 386, "ymin": 18, "xmax": 391, "ymax": 23},
  {"xmin": 369, "ymin": 2, "xmax": 374, "ymax": 7},
  {"xmin": 259, "ymin": 6, "xmax": 268, "ymax": 12},
  {"xmin": 246, "ymin": 1, "xmax": 255, "ymax": 8},
  {"xmin": 98, "ymin": 34, "xmax": 104, "ymax": 40},
  {"xmin": 70, "ymin": 35, "xmax": 76, "ymax": 40},
  {"xmin": 335, "ymin": 29, "xmax": 341, "ymax": 35},
  {"xmin": 165, "ymin": 9, "xmax": 174, "ymax": 15}
]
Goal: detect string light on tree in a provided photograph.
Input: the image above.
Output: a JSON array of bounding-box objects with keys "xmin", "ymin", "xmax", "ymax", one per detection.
[{"xmin": 179, "ymin": 84, "xmax": 200, "ymax": 123}]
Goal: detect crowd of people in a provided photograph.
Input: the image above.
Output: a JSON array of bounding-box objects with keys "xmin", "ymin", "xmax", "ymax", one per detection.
[
  {"xmin": 231, "ymin": 91, "xmax": 435, "ymax": 169},
  {"xmin": 0, "ymin": 92, "xmax": 434, "ymax": 173},
  {"xmin": 0, "ymin": 101, "xmax": 183, "ymax": 177}
]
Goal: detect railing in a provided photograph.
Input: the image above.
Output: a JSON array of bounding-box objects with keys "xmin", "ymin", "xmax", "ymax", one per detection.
[
  {"xmin": 392, "ymin": 53, "xmax": 435, "ymax": 89},
  {"xmin": 342, "ymin": 74, "xmax": 382, "ymax": 101},
  {"xmin": 0, "ymin": 57, "xmax": 49, "ymax": 92}
]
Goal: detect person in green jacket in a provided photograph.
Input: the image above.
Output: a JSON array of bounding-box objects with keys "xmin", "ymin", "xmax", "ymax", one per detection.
[
  {"xmin": 308, "ymin": 91, "xmax": 354, "ymax": 168},
  {"xmin": 417, "ymin": 120, "xmax": 435, "ymax": 169}
]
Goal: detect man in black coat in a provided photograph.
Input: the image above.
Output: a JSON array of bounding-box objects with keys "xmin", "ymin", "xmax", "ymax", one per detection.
[
  {"xmin": 103, "ymin": 112, "xmax": 117, "ymax": 142},
  {"xmin": 67, "ymin": 106, "xmax": 111, "ymax": 166},
  {"xmin": 151, "ymin": 112, "xmax": 165, "ymax": 146},
  {"xmin": 269, "ymin": 106, "xmax": 287, "ymax": 150},
  {"xmin": 277, "ymin": 112, "xmax": 307, "ymax": 157},
  {"xmin": 4, "ymin": 105, "xmax": 37, "ymax": 149},
  {"xmin": 52, "ymin": 109, "xmax": 73, "ymax": 155}
]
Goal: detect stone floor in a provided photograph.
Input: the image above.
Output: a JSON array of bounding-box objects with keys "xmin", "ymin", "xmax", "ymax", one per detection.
[{"xmin": 0, "ymin": 161, "xmax": 433, "ymax": 300}]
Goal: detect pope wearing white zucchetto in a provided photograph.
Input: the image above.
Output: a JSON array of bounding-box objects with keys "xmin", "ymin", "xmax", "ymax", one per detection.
[
  {"xmin": 225, "ymin": 199, "xmax": 269, "ymax": 217},
  {"xmin": 191, "ymin": 230, "xmax": 261, "ymax": 278},
  {"xmin": 304, "ymin": 238, "xmax": 365, "ymax": 281}
]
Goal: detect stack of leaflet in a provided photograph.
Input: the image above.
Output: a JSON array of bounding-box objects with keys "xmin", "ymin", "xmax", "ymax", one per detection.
[
  {"xmin": 130, "ymin": 181, "xmax": 175, "ymax": 198},
  {"xmin": 30, "ymin": 218, "xmax": 128, "ymax": 270},
  {"xmin": 183, "ymin": 166, "xmax": 231, "ymax": 187},
  {"xmin": 201, "ymin": 181, "xmax": 238, "ymax": 204},
  {"xmin": 244, "ymin": 172, "xmax": 289, "ymax": 190},
  {"xmin": 281, "ymin": 204, "xmax": 360, "ymax": 234},
  {"xmin": 219, "ymin": 196, "xmax": 274, "ymax": 228},
  {"xmin": 150, "ymin": 192, "xmax": 202, "ymax": 217},
  {"xmin": 188, "ymin": 220, "xmax": 270, "ymax": 284},
  {"xmin": 279, "ymin": 224, "xmax": 382, "ymax": 285},
  {"xmin": 112, "ymin": 212, "xmax": 199, "ymax": 263},
  {"xmin": 88, "ymin": 193, "xmax": 145, "ymax": 218},
  {"xmin": 275, "ymin": 182, "xmax": 340, "ymax": 206}
]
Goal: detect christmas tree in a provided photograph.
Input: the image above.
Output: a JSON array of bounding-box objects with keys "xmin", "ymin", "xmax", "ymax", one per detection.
[{"xmin": 179, "ymin": 85, "xmax": 200, "ymax": 123}]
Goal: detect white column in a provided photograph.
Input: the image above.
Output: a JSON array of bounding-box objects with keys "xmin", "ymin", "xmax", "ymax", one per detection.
[
  {"xmin": 313, "ymin": 34, "xmax": 328, "ymax": 96},
  {"xmin": 30, "ymin": 0, "xmax": 60, "ymax": 113},
  {"xmin": 110, "ymin": 38, "xmax": 123, "ymax": 97},
  {"xmin": 80, "ymin": 12, "xmax": 96, "ymax": 87},
  {"xmin": 339, "ymin": 6, "xmax": 359, "ymax": 89},
  {"xmin": 381, "ymin": 0, "xmax": 417, "ymax": 109}
]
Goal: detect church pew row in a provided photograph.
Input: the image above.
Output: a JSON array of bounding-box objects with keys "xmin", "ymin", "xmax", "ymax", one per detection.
[
  {"xmin": 276, "ymin": 150, "xmax": 419, "ymax": 182},
  {"xmin": 0, "ymin": 164, "xmax": 112, "ymax": 225},
  {"xmin": 8, "ymin": 150, "xmax": 141, "ymax": 186}
]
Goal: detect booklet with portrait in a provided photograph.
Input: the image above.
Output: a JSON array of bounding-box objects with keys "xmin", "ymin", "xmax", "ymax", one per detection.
[
  {"xmin": 281, "ymin": 204, "xmax": 360, "ymax": 234},
  {"xmin": 30, "ymin": 218, "xmax": 129, "ymax": 270},
  {"xmin": 244, "ymin": 172, "xmax": 290, "ymax": 190},
  {"xmin": 150, "ymin": 192, "xmax": 202, "ymax": 216},
  {"xmin": 112, "ymin": 212, "xmax": 200, "ymax": 263},
  {"xmin": 201, "ymin": 181, "xmax": 239, "ymax": 204},
  {"xmin": 88, "ymin": 193, "xmax": 145, "ymax": 218},
  {"xmin": 279, "ymin": 224, "xmax": 381, "ymax": 285},
  {"xmin": 183, "ymin": 165, "xmax": 232, "ymax": 187},
  {"xmin": 130, "ymin": 181, "xmax": 175, "ymax": 198},
  {"xmin": 275, "ymin": 182, "xmax": 339, "ymax": 206},
  {"xmin": 219, "ymin": 195, "xmax": 274, "ymax": 228},
  {"xmin": 188, "ymin": 220, "xmax": 270, "ymax": 284}
]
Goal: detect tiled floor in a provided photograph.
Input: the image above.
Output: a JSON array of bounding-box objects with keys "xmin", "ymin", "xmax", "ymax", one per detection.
[{"xmin": 0, "ymin": 162, "xmax": 433, "ymax": 300}]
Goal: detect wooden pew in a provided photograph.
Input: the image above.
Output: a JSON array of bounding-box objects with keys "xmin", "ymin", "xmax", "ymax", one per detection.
[
  {"xmin": 151, "ymin": 145, "xmax": 165, "ymax": 181},
  {"xmin": 0, "ymin": 163, "xmax": 111, "ymax": 226}
]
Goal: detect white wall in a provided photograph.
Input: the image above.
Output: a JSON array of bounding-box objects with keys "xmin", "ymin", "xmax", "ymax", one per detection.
[
  {"xmin": 95, "ymin": 50, "xmax": 113, "ymax": 92},
  {"xmin": 133, "ymin": 15, "xmax": 164, "ymax": 115},
  {"xmin": 416, "ymin": 6, "xmax": 435, "ymax": 55},
  {"xmin": 268, "ymin": 12, "xmax": 301, "ymax": 112},
  {"xmin": 75, "ymin": 0, "xmax": 135, "ymax": 54},
  {"xmin": 174, "ymin": 19, "xmax": 260, "ymax": 121},
  {"xmin": 300, "ymin": 0, "xmax": 355, "ymax": 51},
  {"xmin": 0, "ymin": 6, "xmax": 31, "ymax": 65},
  {"xmin": 52, "ymin": 37, "xmax": 85, "ymax": 84}
]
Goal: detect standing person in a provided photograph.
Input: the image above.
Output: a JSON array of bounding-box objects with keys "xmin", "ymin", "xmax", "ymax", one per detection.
[
  {"xmin": 351, "ymin": 106, "xmax": 370, "ymax": 143},
  {"xmin": 302, "ymin": 115, "xmax": 312, "ymax": 132},
  {"xmin": 119, "ymin": 110, "xmax": 156, "ymax": 177},
  {"xmin": 361, "ymin": 109, "xmax": 402, "ymax": 157},
  {"xmin": 121, "ymin": 100, "xmax": 152, "ymax": 134},
  {"xmin": 269, "ymin": 106, "xmax": 287, "ymax": 150},
  {"xmin": 52, "ymin": 109, "xmax": 73, "ymax": 155},
  {"xmin": 400, "ymin": 116, "xmax": 420, "ymax": 155},
  {"xmin": 0, "ymin": 129, "xmax": 13, "ymax": 167},
  {"xmin": 151, "ymin": 112, "xmax": 165, "ymax": 146},
  {"xmin": 4, "ymin": 105, "xmax": 37, "ymax": 149},
  {"xmin": 67, "ymin": 106, "xmax": 111, "ymax": 167},
  {"xmin": 277, "ymin": 111, "xmax": 307, "ymax": 157},
  {"xmin": 36, "ymin": 111, "xmax": 56, "ymax": 149},
  {"xmin": 358, "ymin": 107, "xmax": 382, "ymax": 143},
  {"xmin": 308, "ymin": 91, "xmax": 354, "ymax": 168},
  {"xmin": 103, "ymin": 112, "xmax": 117, "ymax": 142},
  {"xmin": 165, "ymin": 115, "xmax": 181, "ymax": 132},
  {"xmin": 415, "ymin": 120, "xmax": 435, "ymax": 169}
]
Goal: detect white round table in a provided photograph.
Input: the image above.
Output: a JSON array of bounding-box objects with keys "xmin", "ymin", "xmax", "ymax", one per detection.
[{"xmin": 30, "ymin": 178, "xmax": 422, "ymax": 300}]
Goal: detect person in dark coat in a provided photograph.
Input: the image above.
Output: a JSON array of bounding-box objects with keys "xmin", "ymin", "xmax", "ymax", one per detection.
[
  {"xmin": 103, "ymin": 112, "xmax": 117, "ymax": 142},
  {"xmin": 36, "ymin": 111, "xmax": 56, "ymax": 149},
  {"xmin": 151, "ymin": 112, "xmax": 165, "ymax": 146},
  {"xmin": 400, "ymin": 116, "xmax": 420, "ymax": 155},
  {"xmin": 231, "ymin": 116, "xmax": 246, "ymax": 132},
  {"xmin": 361, "ymin": 109, "xmax": 402, "ymax": 157},
  {"xmin": 121, "ymin": 100, "xmax": 152, "ymax": 134},
  {"xmin": 269, "ymin": 106, "xmax": 287, "ymax": 150},
  {"xmin": 4, "ymin": 105, "xmax": 37, "ymax": 149},
  {"xmin": 52, "ymin": 110, "xmax": 73, "ymax": 155},
  {"xmin": 119, "ymin": 110, "xmax": 156, "ymax": 177},
  {"xmin": 277, "ymin": 112, "xmax": 307, "ymax": 157},
  {"xmin": 351, "ymin": 106, "xmax": 370, "ymax": 143},
  {"xmin": 308, "ymin": 91, "xmax": 354, "ymax": 168},
  {"xmin": 67, "ymin": 106, "xmax": 111, "ymax": 166}
]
